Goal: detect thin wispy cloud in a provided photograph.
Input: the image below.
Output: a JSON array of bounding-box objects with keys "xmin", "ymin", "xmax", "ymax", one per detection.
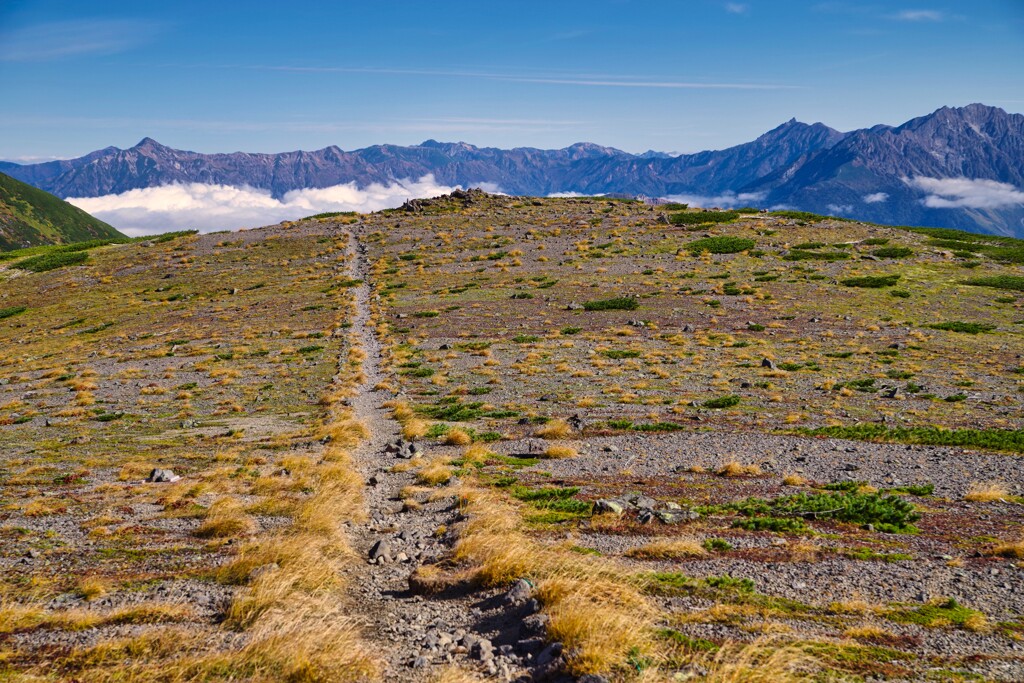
[
  {"xmin": 892, "ymin": 9, "xmax": 945, "ymax": 22},
  {"xmin": 255, "ymin": 65, "xmax": 800, "ymax": 90},
  {"xmin": 0, "ymin": 19, "xmax": 161, "ymax": 62},
  {"xmin": 725, "ymin": 3, "xmax": 750, "ymax": 15}
]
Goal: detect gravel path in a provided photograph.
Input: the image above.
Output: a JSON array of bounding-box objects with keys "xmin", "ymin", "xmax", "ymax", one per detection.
[{"xmin": 341, "ymin": 231, "xmax": 530, "ymax": 681}]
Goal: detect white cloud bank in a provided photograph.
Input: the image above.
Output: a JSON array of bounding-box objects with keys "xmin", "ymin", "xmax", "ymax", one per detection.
[
  {"xmin": 663, "ymin": 191, "xmax": 767, "ymax": 209},
  {"xmin": 863, "ymin": 192, "xmax": 889, "ymax": 203},
  {"xmin": 67, "ymin": 175, "xmax": 491, "ymax": 236},
  {"xmin": 905, "ymin": 176, "xmax": 1024, "ymax": 210}
]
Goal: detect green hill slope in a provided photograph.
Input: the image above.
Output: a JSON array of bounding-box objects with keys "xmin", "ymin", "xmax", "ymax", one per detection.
[{"xmin": 0, "ymin": 171, "xmax": 123, "ymax": 250}]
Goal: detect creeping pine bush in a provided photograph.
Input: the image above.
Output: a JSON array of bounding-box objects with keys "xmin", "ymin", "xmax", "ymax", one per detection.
[
  {"xmin": 669, "ymin": 210, "xmax": 739, "ymax": 226},
  {"xmin": 583, "ymin": 297, "xmax": 638, "ymax": 311},
  {"xmin": 841, "ymin": 274, "xmax": 901, "ymax": 288},
  {"xmin": 14, "ymin": 250, "xmax": 88, "ymax": 272},
  {"xmin": 719, "ymin": 490, "xmax": 920, "ymax": 533},
  {"xmin": 686, "ymin": 236, "xmax": 755, "ymax": 254}
]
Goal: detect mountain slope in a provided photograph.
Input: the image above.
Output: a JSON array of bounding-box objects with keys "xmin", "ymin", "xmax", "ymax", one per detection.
[
  {"xmin": 0, "ymin": 172, "xmax": 124, "ymax": 250},
  {"xmin": 747, "ymin": 104, "xmax": 1024, "ymax": 236},
  {"xmin": 4, "ymin": 104, "xmax": 1022, "ymax": 236}
]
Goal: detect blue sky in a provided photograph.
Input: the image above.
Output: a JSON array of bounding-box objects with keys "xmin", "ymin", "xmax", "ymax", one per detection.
[{"xmin": 1, "ymin": 0, "xmax": 1022, "ymax": 160}]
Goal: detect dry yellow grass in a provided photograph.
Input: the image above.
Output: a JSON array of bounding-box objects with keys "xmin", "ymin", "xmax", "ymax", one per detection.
[
  {"xmin": 453, "ymin": 489, "xmax": 653, "ymax": 675},
  {"xmin": 625, "ymin": 539, "xmax": 707, "ymax": 560},
  {"xmin": 542, "ymin": 445, "xmax": 578, "ymax": 459},
  {"xmin": 991, "ymin": 538, "xmax": 1024, "ymax": 559},
  {"xmin": 462, "ymin": 444, "xmax": 494, "ymax": 465},
  {"xmin": 782, "ymin": 473, "xmax": 807, "ymax": 486},
  {"xmin": 77, "ymin": 576, "xmax": 109, "ymax": 601},
  {"xmin": 443, "ymin": 428, "xmax": 473, "ymax": 446},
  {"xmin": 402, "ymin": 418, "xmax": 429, "ymax": 440},
  {"xmin": 694, "ymin": 638, "xmax": 817, "ymax": 683},
  {"xmin": 964, "ymin": 481, "xmax": 1009, "ymax": 502},
  {"xmin": 194, "ymin": 497, "xmax": 257, "ymax": 539},
  {"xmin": 535, "ymin": 419, "xmax": 571, "ymax": 439},
  {"xmin": 717, "ymin": 461, "xmax": 762, "ymax": 477},
  {"xmin": 417, "ymin": 457, "xmax": 454, "ymax": 486}
]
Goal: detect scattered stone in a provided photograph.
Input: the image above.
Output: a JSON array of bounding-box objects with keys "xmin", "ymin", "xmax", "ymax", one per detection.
[
  {"xmin": 594, "ymin": 499, "xmax": 625, "ymax": 515},
  {"xmin": 369, "ymin": 539, "xmax": 392, "ymax": 562},
  {"xmin": 761, "ymin": 358, "xmax": 777, "ymax": 369},
  {"xmin": 146, "ymin": 468, "xmax": 180, "ymax": 483},
  {"xmin": 504, "ymin": 578, "xmax": 535, "ymax": 606}
]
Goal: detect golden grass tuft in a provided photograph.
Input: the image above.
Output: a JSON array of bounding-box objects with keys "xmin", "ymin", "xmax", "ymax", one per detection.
[
  {"xmin": 443, "ymin": 428, "xmax": 473, "ymax": 446},
  {"xmin": 77, "ymin": 576, "xmax": 109, "ymax": 601},
  {"xmin": 991, "ymin": 538, "xmax": 1024, "ymax": 559},
  {"xmin": 535, "ymin": 419, "xmax": 571, "ymax": 439},
  {"xmin": 625, "ymin": 539, "xmax": 707, "ymax": 560},
  {"xmin": 402, "ymin": 418, "xmax": 429, "ymax": 440},
  {"xmin": 695, "ymin": 638, "xmax": 817, "ymax": 683},
  {"xmin": 417, "ymin": 457, "xmax": 454, "ymax": 486},
  {"xmin": 717, "ymin": 461, "xmax": 762, "ymax": 477},
  {"xmin": 194, "ymin": 497, "xmax": 257, "ymax": 539},
  {"xmin": 782, "ymin": 472, "xmax": 808, "ymax": 486},
  {"xmin": 462, "ymin": 444, "xmax": 495, "ymax": 465},
  {"xmin": 542, "ymin": 445, "xmax": 578, "ymax": 459},
  {"xmin": 964, "ymin": 481, "xmax": 1009, "ymax": 502},
  {"xmin": 320, "ymin": 418, "xmax": 368, "ymax": 448},
  {"xmin": 843, "ymin": 624, "xmax": 891, "ymax": 640}
]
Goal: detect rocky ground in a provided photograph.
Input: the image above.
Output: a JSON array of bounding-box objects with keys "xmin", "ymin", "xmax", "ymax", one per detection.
[{"xmin": 1, "ymin": 193, "xmax": 1023, "ymax": 681}]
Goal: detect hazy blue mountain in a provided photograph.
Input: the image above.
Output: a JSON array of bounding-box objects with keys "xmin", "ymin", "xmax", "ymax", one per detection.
[{"xmin": 5, "ymin": 104, "xmax": 1022, "ymax": 236}]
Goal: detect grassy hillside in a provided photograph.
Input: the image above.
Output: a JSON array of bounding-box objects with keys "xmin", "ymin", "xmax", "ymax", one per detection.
[
  {"xmin": 1, "ymin": 196, "xmax": 1023, "ymax": 682},
  {"xmin": 0, "ymin": 171, "xmax": 124, "ymax": 250}
]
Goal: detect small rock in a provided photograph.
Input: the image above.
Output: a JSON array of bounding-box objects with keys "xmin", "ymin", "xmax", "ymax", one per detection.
[
  {"xmin": 761, "ymin": 358, "xmax": 777, "ymax": 370},
  {"xmin": 504, "ymin": 578, "xmax": 535, "ymax": 606},
  {"xmin": 147, "ymin": 468, "xmax": 180, "ymax": 483},
  {"xmin": 368, "ymin": 539, "xmax": 392, "ymax": 562},
  {"xmin": 594, "ymin": 499, "xmax": 625, "ymax": 515}
]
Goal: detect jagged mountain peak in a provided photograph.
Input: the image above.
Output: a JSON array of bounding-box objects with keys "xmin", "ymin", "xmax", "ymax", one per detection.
[{"xmin": 6, "ymin": 103, "xmax": 1022, "ymax": 237}]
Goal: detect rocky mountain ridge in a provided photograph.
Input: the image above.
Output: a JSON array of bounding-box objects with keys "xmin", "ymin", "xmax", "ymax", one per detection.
[{"xmin": 3, "ymin": 104, "xmax": 1022, "ymax": 236}]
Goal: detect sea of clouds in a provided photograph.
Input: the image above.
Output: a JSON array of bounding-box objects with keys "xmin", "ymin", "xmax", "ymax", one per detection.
[
  {"xmin": 905, "ymin": 177, "xmax": 1024, "ymax": 210},
  {"xmin": 67, "ymin": 175, "xmax": 498, "ymax": 236}
]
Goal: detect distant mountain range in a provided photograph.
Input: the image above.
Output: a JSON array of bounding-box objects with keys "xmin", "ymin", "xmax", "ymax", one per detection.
[
  {"xmin": 3, "ymin": 103, "xmax": 1022, "ymax": 237},
  {"xmin": 0, "ymin": 172, "xmax": 123, "ymax": 251}
]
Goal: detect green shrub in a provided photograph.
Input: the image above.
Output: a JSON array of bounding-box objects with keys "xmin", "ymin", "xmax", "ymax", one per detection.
[
  {"xmin": 890, "ymin": 289, "xmax": 911, "ymax": 298},
  {"xmin": 863, "ymin": 238, "xmax": 890, "ymax": 245},
  {"xmin": 702, "ymin": 538, "xmax": 733, "ymax": 552},
  {"xmin": 703, "ymin": 395, "xmax": 741, "ymax": 409},
  {"xmin": 793, "ymin": 242, "xmax": 827, "ymax": 250},
  {"xmin": 512, "ymin": 334, "xmax": 541, "ymax": 343},
  {"xmin": 782, "ymin": 250, "xmax": 850, "ymax": 261},
  {"xmin": 720, "ymin": 490, "xmax": 920, "ymax": 533},
  {"xmin": 962, "ymin": 275, "xmax": 1024, "ymax": 292},
  {"xmin": 583, "ymin": 297, "xmax": 638, "ymax": 311},
  {"xmin": 927, "ymin": 321, "xmax": 995, "ymax": 334},
  {"xmin": 872, "ymin": 246, "xmax": 913, "ymax": 258},
  {"xmin": 602, "ymin": 349, "xmax": 641, "ymax": 359},
  {"xmin": 841, "ymin": 275, "xmax": 901, "ymax": 288},
  {"xmin": 14, "ymin": 250, "xmax": 88, "ymax": 272},
  {"xmin": 668, "ymin": 211, "xmax": 739, "ymax": 226},
  {"xmin": 0, "ymin": 306, "xmax": 27, "ymax": 320},
  {"xmin": 800, "ymin": 424, "xmax": 1024, "ymax": 453},
  {"xmin": 771, "ymin": 210, "xmax": 850, "ymax": 222},
  {"xmin": 889, "ymin": 598, "xmax": 984, "ymax": 628},
  {"xmin": 686, "ymin": 236, "xmax": 755, "ymax": 254}
]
